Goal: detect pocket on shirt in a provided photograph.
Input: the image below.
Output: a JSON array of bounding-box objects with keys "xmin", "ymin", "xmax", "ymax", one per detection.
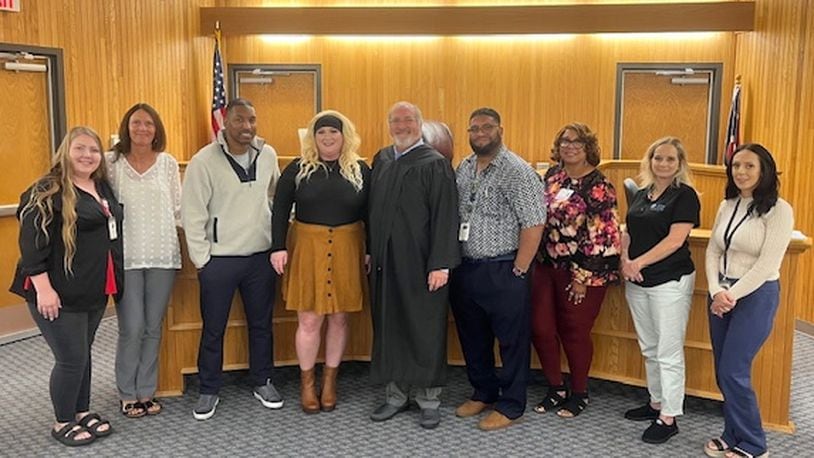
[{"xmin": 213, "ymin": 217, "xmax": 219, "ymax": 243}]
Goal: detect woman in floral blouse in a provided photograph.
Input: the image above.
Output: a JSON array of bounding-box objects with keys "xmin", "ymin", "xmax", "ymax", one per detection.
[{"xmin": 530, "ymin": 122, "xmax": 621, "ymax": 418}]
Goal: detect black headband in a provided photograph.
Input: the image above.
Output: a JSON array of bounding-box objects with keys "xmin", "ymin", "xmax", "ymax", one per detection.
[{"xmin": 314, "ymin": 115, "xmax": 343, "ymax": 133}]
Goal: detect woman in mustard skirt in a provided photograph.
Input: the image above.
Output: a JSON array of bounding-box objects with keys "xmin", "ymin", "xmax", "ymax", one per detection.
[{"xmin": 270, "ymin": 110, "xmax": 370, "ymax": 413}]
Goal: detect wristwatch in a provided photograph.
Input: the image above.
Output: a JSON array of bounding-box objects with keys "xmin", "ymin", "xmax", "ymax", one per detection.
[{"xmin": 512, "ymin": 265, "xmax": 527, "ymax": 279}]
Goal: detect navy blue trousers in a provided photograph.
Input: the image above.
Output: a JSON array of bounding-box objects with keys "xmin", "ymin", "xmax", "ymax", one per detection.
[
  {"xmin": 708, "ymin": 280, "xmax": 779, "ymax": 456},
  {"xmin": 450, "ymin": 259, "xmax": 531, "ymax": 419},
  {"xmin": 197, "ymin": 252, "xmax": 275, "ymax": 394}
]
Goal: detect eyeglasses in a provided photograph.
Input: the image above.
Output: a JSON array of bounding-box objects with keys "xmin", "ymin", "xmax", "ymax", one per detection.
[
  {"xmin": 559, "ymin": 139, "xmax": 585, "ymax": 148},
  {"xmin": 467, "ymin": 124, "xmax": 499, "ymax": 134}
]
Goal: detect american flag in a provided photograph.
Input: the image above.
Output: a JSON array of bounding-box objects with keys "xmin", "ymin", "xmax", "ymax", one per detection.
[
  {"xmin": 210, "ymin": 32, "xmax": 226, "ymax": 140},
  {"xmin": 724, "ymin": 81, "xmax": 741, "ymax": 165}
]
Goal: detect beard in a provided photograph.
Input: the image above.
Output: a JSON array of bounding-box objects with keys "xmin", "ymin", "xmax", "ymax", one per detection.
[{"xmin": 470, "ymin": 136, "xmax": 502, "ymax": 156}]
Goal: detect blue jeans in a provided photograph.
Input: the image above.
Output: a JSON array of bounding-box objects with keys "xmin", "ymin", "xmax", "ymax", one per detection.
[{"xmin": 708, "ymin": 279, "xmax": 779, "ymax": 456}]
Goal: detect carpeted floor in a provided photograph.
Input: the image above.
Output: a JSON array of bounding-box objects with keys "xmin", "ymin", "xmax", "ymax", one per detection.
[{"xmin": 1, "ymin": 317, "xmax": 812, "ymax": 457}]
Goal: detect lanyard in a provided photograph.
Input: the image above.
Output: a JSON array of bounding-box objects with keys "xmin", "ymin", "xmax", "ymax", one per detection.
[{"xmin": 722, "ymin": 198, "xmax": 749, "ymax": 276}]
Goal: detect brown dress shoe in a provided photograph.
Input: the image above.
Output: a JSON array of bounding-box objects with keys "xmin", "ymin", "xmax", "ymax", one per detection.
[
  {"xmin": 478, "ymin": 411, "xmax": 515, "ymax": 431},
  {"xmin": 320, "ymin": 365, "xmax": 339, "ymax": 412},
  {"xmin": 300, "ymin": 368, "xmax": 320, "ymax": 414},
  {"xmin": 455, "ymin": 400, "xmax": 491, "ymax": 418}
]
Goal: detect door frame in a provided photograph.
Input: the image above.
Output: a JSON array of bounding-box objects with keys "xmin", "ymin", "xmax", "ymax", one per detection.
[
  {"xmin": 0, "ymin": 42, "xmax": 67, "ymax": 216},
  {"xmin": 227, "ymin": 63, "xmax": 322, "ymax": 113},
  {"xmin": 613, "ymin": 62, "xmax": 723, "ymax": 163}
]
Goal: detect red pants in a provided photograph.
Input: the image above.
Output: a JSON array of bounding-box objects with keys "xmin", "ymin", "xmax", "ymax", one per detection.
[{"xmin": 530, "ymin": 261, "xmax": 607, "ymax": 393}]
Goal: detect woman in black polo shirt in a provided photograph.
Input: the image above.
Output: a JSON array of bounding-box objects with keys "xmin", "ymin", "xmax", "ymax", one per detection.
[
  {"xmin": 11, "ymin": 127, "xmax": 124, "ymax": 446},
  {"xmin": 620, "ymin": 137, "xmax": 700, "ymax": 444}
]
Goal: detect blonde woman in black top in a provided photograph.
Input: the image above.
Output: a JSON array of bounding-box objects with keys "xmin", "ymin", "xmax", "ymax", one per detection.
[
  {"xmin": 11, "ymin": 127, "xmax": 124, "ymax": 446},
  {"xmin": 621, "ymin": 137, "xmax": 700, "ymax": 444}
]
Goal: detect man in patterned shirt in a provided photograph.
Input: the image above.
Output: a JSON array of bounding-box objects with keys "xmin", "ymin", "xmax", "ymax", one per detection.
[{"xmin": 449, "ymin": 107, "xmax": 546, "ymax": 430}]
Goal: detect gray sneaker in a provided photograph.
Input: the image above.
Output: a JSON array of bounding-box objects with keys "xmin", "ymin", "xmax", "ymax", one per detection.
[
  {"xmin": 253, "ymin": 379, "xmax": 284, "ymax": 409},
  {"xmin": 192, "ymin": 394, "xmax": 219, "ymax": 421}
]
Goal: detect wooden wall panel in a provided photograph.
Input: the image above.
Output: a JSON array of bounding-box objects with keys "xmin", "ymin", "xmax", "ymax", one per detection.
[
  {"xmin": 217, "ymin": 30, "xmax": 736, "ymax": 168},
  {"xmin": 734, "ymin": 0, "xmax": 814, "ymax": 325},
  {"xmin": 0, "ymin": 0, "xmax": 214, "ymax": 163}
]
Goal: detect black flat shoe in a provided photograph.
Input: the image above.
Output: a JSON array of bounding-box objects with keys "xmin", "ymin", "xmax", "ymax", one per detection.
[
  {"xmin": 625, "ymin": 403, "xmax": 660, "ymax": 421},
  {"xmin": 642, "ymin": 418, "xmax": 678, "ymax": 444}
]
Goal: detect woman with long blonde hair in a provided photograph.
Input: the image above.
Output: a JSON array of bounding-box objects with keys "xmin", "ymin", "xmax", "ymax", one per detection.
[
  {"xmin": 11, "ymin": 126, "xmax": 124, "ymax": 446},
  {"xmin": 270, "ymin": 110, "xmax": 370, "ymax": 413}
]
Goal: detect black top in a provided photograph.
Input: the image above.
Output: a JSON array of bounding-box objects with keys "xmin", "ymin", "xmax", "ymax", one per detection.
[
  {"xmin": 10, "ymin": 180, "xmax": 125, "ymax": 312},
  {"xmin": 625, "ymin": 183, "xmax": 700, "ymax": 287},
  {"xmin": 271, "ymin": 158, "xmax": 371, "ymax": 252}
]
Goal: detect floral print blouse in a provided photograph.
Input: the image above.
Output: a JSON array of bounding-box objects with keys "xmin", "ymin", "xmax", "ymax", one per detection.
[{"xmin": 539, "ymin": 165, "xmax": 621, "ymax": 286}]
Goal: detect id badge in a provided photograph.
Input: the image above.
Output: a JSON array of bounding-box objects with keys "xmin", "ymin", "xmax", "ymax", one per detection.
[
  {"xmin": 458, "ymin": 222, "xmax": 471, "ymax": 242},
  {"xmin": 555, "ymin": 188, "xmax": 574, "ymax": 201},
  {"xmin": 108, "ymin": 216, "xmax": 118, "ymax": 240}
]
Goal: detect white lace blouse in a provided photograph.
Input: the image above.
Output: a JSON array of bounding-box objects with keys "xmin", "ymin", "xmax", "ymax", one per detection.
[{"xmin": 106, "ymin": 152, "xmax": 182, "ymax": 270}]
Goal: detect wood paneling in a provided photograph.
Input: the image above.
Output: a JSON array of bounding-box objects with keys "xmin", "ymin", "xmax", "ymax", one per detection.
[
  {"xmin": 201, "ymin": 2, "xmax": 755, "ymax": 35},
  {"xmin": 734, "ymin": 0, "xmax": 814, "ymax": 325},
  {"xmin": 158, "ymin": 224, "xmax": 811, "ymax": 432},
  {"xmin": 219, "ymin": 32, "xmax": 737, "ymax": 167},
  {"xmin": 0, "ymin": 0, "xmax": 214, "ymax": 163},
  {"xmin": 620, "ymin": 72, "xmax": 709, "ymax": 163}
]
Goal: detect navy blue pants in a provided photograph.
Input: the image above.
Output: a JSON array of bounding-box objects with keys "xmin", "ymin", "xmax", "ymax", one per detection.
[
  {"xmin": 197, "ymin": 252, "xmax": 275, "ymax": 394},
  {"xmin": 450, "ymin": 259, "xmax": 531, "ymax": 419},
  {"xmin": 708, "ymin": 280, "xmax": 779, "ymax": 456}
]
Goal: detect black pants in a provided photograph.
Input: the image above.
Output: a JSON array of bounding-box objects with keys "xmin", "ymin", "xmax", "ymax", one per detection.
[
  {"xmin": 197, "ymin": 252, "xmax": 275, "ymax": 394},
  {"xmin": 28, "ymin": 303, "xmax": 105, "ymax": 423},
  {"xmin": 449, "ymin": 259, "xmax": 531, "ymax": 419}
]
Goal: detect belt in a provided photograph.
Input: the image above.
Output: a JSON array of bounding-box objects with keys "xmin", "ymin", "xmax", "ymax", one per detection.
[{"xmin": 462, "ymin": 252, "xmax": 516, "ymax": 264}]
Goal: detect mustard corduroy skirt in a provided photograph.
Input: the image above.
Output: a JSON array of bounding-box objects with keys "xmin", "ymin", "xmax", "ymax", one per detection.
[{"xmin": 282, "ymin": 220, "xmax": 367, "ymax": 314}]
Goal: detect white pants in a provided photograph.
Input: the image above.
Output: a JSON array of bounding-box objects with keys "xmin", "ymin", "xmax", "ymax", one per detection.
[{"xmin": 625, "ymin": 272, "xmax": 695, "ymax": 416}]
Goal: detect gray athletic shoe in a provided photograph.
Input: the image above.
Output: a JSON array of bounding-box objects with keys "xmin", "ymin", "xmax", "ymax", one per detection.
[
  {"xmin": 192, "ymin": 394, "xmax": 219, "ymax": 421},
  {"xmin": 253, "ymin": 379, "xmax": 284, "ymax": 409}
]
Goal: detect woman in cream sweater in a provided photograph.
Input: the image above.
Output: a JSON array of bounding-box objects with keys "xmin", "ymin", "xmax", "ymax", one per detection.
[{"xmin": 703, "ymin": 144, "xmax": 793, "ymax": 458}]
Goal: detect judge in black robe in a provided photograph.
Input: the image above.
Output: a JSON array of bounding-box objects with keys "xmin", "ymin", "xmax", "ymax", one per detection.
[{"xmin": 367, "ymin": 102, "xmax": 460, "ymax": 428}]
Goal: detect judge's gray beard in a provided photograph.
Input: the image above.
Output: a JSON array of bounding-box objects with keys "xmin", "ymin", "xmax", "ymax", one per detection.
[{"xmin": 471, "ymin": 137, "xmax": 502, "ymax": 156}]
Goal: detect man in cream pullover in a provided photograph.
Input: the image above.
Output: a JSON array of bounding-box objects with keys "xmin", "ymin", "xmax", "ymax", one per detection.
[{"xmin": 182, "ymin": 98, "xmax": 282, "ymax": 420}]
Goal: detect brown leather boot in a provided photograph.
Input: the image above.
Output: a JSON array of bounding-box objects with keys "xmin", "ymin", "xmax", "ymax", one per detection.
[
  {"xmin": 300, "ymin": 368, "xmax": 320, "ymax": 414},
  {"xmin": 320, "ymin": 365, "xmax": 339, "ymax": 412}
]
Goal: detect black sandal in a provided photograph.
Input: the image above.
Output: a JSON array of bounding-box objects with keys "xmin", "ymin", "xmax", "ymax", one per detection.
[
  {"xmin": 533, "ymin": 385, "xmax": 568, "ymax": 414},
  {"xmin": 143, "ymin": 398, "xmax": 162, "ymax": 415},
  {"xmin": 556, "ymin": 392, "xmax": 590, "ymax": 418},
  {"xmin": 51, "ymin": 421, "xmax": 95, "ymax": 446},
  {"xmin": 78, "ymin": 412, "xmax": 112, "ymax": 437},
  {"xmin": 121, "ymin": 401, "xmax": 146, "ymax": 418}
]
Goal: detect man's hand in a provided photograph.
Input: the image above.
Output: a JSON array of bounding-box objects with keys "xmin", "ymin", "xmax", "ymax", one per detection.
[{"xmin": 427, "ymin": 269, "xmax": 449, "ymax": 292}]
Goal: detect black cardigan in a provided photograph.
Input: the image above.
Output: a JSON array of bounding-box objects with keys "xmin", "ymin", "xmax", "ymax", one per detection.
[{"xmin": 9, "ymin": 180, "xmax": 124, "ymax": 312}]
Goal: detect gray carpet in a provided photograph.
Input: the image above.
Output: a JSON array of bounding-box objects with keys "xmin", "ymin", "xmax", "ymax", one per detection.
[{"xmin": 1, "ymin": 317, "xmax": 812, "ymax": 457}]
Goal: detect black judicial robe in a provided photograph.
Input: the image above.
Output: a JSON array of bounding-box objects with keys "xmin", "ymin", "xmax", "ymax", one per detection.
[{"xmin": 367, "ymin": 144, "xmax": 461, "ymax": 387}]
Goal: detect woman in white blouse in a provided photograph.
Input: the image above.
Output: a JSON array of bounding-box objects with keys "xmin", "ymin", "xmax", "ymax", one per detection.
[
  {"xmin": 703, "ymin": 144, "xmax": 793, "ymax": 458},
  {"xmin": 106, "ymin": 103, "xmax": 181, "ymax": 418}
]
